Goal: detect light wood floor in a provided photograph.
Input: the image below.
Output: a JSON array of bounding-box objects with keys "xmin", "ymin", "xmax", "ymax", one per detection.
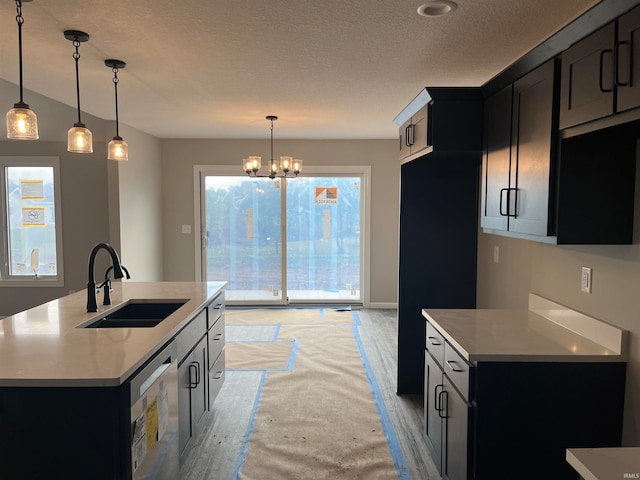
[{"xmin": 180, "ymin": 308, "xmax": 438, "ymax": 479}]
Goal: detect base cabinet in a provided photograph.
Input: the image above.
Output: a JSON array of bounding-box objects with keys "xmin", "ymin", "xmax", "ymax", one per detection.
[
  {"xmin": 176, "ymin": 291, "xmax": 226, "ymax": 462},
  {"xmin": 424, "ymin": 320, "xmax": 627, "ymax": 480}
]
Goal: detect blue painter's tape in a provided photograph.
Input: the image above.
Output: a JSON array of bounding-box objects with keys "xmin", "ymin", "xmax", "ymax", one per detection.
[
  {"xmin": 351, "ymin": 312, "xmax": 410, "ymax": 480},
  {"xmin": 233, "ymin": 370, "xmax": 268, "ymax": 480},
  {"xmin": 285, "ymin": 339, "xmax": 300, "ymax": 372}
]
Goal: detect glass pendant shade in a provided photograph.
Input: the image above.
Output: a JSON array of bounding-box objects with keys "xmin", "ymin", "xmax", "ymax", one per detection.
[
  {"xmin": 243, "ymin": 156, "xmax": 262, "ymax": 173},
  {"xmin": 6, "ymin": 104, "xmax": 39, "ymax": 140},
  {"xmin": 67, "ymin": 124, "xmax": 93, "ymax": 153},
  {"xmin": 108, "ymin": 136, "xmax": 128, "ymax": 161}
]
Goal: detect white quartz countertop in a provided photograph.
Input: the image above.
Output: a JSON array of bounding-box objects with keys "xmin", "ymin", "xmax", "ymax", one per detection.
[
  {"xmin": 0, "ymin": 281, "xmax": 226, "ymax": 387},
  {"xmin": 566, "ymin": 447, "xmax": 640, "ymax": 480},
  {"xmin": 422, "ymin": 306, "xmax": 626, "ymax": 362}
]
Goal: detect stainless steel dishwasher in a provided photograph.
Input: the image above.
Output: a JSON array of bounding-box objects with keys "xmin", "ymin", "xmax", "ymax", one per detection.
[{"xmin": 129, "ymin": 340, "xmax": 179, "ymax": 480}]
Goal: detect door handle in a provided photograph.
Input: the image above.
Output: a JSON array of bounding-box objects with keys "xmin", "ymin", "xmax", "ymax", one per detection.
[
  {"xmin": 615, "ymin": 40, "xmax": 631, "ymax": 87},
  {"xmin": 499, "ymin": 188, "xmax": 510, "ymax": 216},
  {"xmin": 599, "ymin": 49, "xmax": 614, "ymax": 93},
  {"xmin": 189, "ymin": 361, "xmax": 200, "ymax": 388},
  {"xmin": 438, "ymin": 390, "xmax": 448, "ymax": 419},
  {"xmin": 435, "ymin": 384, "xmax": 444, "ymax": 412}
]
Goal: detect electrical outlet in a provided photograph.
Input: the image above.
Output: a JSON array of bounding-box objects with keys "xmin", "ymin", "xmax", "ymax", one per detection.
[
  {"xmin": 181, "ymin": 224, "xmax": 191, "ymax": 234},
  {"xmin": 581, "ymin": 267, "xmax": 592, "ymax": 294}
]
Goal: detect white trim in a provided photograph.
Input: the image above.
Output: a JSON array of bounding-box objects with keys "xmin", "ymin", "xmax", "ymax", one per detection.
[
  {"xmin": 0, "ymin": 156, "xmax": 64, "ymax": 288},
  {"xmin": 193, "ymin": 165, "xmax": 370, "ymax": 305}
]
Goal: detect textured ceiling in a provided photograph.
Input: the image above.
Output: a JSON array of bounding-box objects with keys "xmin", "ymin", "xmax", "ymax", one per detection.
[{"xmin": 0, "ymin": 0, "xmax": 601, "ymax": 139}]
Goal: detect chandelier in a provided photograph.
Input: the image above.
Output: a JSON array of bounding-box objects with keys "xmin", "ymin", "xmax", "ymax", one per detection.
[{"xmin": 243, "ymin": 115, "xmax": 302, "ymax": 179}]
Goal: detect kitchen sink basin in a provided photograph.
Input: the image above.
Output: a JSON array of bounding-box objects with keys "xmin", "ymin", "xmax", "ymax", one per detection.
[{"xmin": 83, "ymin": 300, "xmax": 187, "ymax": 328}]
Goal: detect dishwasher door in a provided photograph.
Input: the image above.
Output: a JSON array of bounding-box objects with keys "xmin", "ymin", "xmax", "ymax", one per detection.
[{"xmin": 129, "ymin": 340, "xmax": 179, "ymax": 480}]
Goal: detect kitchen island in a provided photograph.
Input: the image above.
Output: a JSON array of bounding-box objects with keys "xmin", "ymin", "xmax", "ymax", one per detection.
[
  {"xmin": 422, "ymin": 294, "xmax": 628, "ymax": 480},
  {"xmin": 0, "ymin": 281, "xmax": 226, "ymax": 480}
]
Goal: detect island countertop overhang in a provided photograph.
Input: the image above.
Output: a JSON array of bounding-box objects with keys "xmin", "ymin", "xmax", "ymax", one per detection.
[{"xmin": 0, "ymin": 281, "xmax": 226, "ymax": 387}]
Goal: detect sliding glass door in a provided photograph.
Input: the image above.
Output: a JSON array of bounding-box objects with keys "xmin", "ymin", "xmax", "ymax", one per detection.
[{"xmin": 198, "ymin": 168, "xmax": 366, "ymax": 305}]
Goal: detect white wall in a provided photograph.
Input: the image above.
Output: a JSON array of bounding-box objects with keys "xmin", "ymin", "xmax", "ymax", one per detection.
[
  {"xmin": 160, "ymin": 138, "xmax": 399, "ymax": 307},
  {"xmin": 477, "ymin": 154, "xmax": 640, "ymax": 445}
]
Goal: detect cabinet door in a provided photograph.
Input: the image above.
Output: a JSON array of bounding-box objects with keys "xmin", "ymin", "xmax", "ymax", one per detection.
[
  {"xmin": 559, "ymin": 22, "xmax": 615, "ymax": 129},
  {"xmin": 481, "ymin": 84, "xmax": 512, "ymax": 231},
  {"xmin": 424, "ymin": 352, "xmax": 443, "ymax": 474},
  {"xmin": 410, "ymin": 106, "xmax": 429, "ymax": 155},
  {"xmin": 617, "ymin": 5, "xmax": 640, "ymax": 112},
  {"xmin": 442, "ymin": 375, "xmax": 471, "ymax": 480},
  {"xmin": 399, "ymin": 118, "xmax": 412, "ymax": 159},
  {"xmin": 509, "ymin": 59, "xmax": 557, "ymax": 236},
  {"xmin": 191, "ymin": 336, "xmax": 208, "ymax": 439},
  {"xmin": 178, "ymin": 359, "xmax": 193, "ymax": 456}
]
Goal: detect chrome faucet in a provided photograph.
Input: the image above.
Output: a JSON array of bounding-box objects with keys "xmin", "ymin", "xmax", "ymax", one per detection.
[{"xmin": 87, "ymin": 243, "xmax": 124, "ymax": 312}]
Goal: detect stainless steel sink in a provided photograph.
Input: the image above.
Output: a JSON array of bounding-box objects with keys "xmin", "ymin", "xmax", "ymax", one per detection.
[{"xmin": 83, "ymin": 300, "xmax": 187, "ymax": 328}]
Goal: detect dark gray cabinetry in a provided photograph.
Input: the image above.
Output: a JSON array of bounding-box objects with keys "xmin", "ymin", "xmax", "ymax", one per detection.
[
  {"xmin": 482, "ymin": 59, "xmax": 558, "ymax": 237},
  {"xmin": 207, "ymin": 294, "xmax": 226, "ymax": 410},
  {"xmin": 423, "ymin": 319, "xmax": 627, "ymax": 480},
  {"xmin": 560, "ymin": 5, "xmax": 640, "ymax": 129},
  {"xmin": 399, "ymin": 106, "xmax": 428, "ymax": 161},
  {"xmin": 177, "ymin": 292, "xmax": 226, "ymax": 461},
  {"xmin": 177, "ymin": 310, "xmax": 208, "ymax": 459},
  {"xmin": 396, "ymin": 88, "xmax": 482, "ymax": 395},
  {"xmin": 424, "ymin": 329, "xmax": 472, "ymax": 480}
]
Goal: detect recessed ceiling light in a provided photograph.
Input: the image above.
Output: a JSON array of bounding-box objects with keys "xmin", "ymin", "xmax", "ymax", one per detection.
[{"xmin": 417, "ymin": 0, "xmax": 458, "ymax": 17}]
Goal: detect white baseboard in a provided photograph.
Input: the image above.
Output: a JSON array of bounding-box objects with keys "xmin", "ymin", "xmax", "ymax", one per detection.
[{"xmin": 366, "ymin": 302, "xmax": 397, "ymax": 309}]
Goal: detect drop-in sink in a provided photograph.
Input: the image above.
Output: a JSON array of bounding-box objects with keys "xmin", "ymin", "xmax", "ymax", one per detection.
[{"xmin": 83, "ymin": 300, "xmax": 187, "ymax": 328}]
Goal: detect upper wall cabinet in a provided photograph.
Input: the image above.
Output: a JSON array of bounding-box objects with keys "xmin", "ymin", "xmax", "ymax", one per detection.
[
  {"xmin": 395, "ymin": 88, "xmax": 483, "ymax": 163},
  {"xmin": 482, "ymin": 59, "xmax": 559, "ymax": 237},
  {"xmin": 560, "ymin": 5, "xmax": 640, "ymax": 129}
]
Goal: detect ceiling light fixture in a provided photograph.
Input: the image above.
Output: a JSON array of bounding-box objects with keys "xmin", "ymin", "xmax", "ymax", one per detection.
[
  {"xmin": 105, "ymin": 59, "xmax": 128, "ymax": 161},
  {"xmin": 64, "ymin": 30, "xmax": 92, "ymax": 154},
  {"xmin": 243, "ymin": 116, "xmax": 302, "ymax": 179},
  {"xmin": 417, "ymin": 0, "xmax": 458, "ymax": 17},
  {"xmin": 6, "ymin": 0, "xmax": 38, "ymax": 140}
]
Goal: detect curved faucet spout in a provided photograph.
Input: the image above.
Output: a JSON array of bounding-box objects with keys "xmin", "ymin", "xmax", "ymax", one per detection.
[{"xmin": 87, "ymin": 243, "xmax": 124, "ymax": 312}]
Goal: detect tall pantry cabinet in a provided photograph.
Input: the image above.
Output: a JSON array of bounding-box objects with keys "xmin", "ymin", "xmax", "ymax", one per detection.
[{"xmin": 396, "ymin": 88, "xmax": 483, "ymax": 394}]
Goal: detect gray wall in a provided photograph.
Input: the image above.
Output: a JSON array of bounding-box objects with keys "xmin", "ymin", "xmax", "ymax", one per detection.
[
  {"xmin": 477, "ymin": 155, "xmax": 640, "ymax": 445},
  {"xmin": 0, "ymin": 79, "xmax": 163, "ymax": 315},
  {"xmin": 160, "ymin": 138, "xmax": 399, "ymax": 307}
]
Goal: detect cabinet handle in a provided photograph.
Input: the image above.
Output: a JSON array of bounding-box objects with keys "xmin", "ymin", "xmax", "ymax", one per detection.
[
  {"xmin": 435, "ymin": 384, "xmax": 444, "ymax": 412},
  {"xmin": 406, "ymin": 124, "xmax": 415, "ymax": 147},
  {"xmin": 188, "ymin": 362, "xmax": 198, "ymax": 388},
  {"xmin": 499, "ymin": 188, "xmax": 510, "ymax": 216},
  {"xmin": 438, "ymin": 390, "xmax": 448, "ymax": 419},
  {"xmin": 427, "ymin": 336, "xmax": 441, "ymax": 346},
  {"xmin": 446, "ymin": 359, "xmax": 464, "ymax": 372},
  {"xmin": 599, "ymin": 49, "xmax": 614, "ymax": 93},
  {"xmin": 213, "ymin": 333, "xmax": 223, "ymax": 341},
  {"xmin": 615, "ymin": 40, "xmax": 631, "ymax": 87},
  {"xmin": 212, "ymin": 371, "xmax": 224, "ymax": 380},
  {"xmin": 212, "ymin": 303, "xmax": 223, "ymax": 310}
]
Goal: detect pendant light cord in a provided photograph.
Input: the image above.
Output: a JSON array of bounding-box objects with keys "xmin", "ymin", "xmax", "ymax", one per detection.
[
  {"xmin": 270, "ymin": 117, "xmax": 274, "ymax": 164},
  {"xmin": 15, "ymin": 0, "xmax": 25, "ymax": 105},
  {"xmin": 73, "ymin": 39, "xmax": 83, "ymax": 125},
  {"xmin": 112, "ymin": 67, "xmax": 120, "ymax": 138}
]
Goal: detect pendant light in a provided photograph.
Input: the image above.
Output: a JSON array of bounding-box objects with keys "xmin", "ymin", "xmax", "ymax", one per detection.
[
  {"xmin": 243, "ymin": 116, "xmax": 303, "ymax": 179},
  {"xmin": 6, "ymin": 0, "xmax": 39, "ymax": 140},
  {"xmin": 64, "ymin": 30, "xmax": 92, "ymax": 153},
  {"xmin": 105, "ymin": 59, "xmax": 128, "ymax": 161}
]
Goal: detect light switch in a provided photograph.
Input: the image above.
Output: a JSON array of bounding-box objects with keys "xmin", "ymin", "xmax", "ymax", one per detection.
[{"xmin": 181, "ymin": 224, "xmax": 192, "ymax": 234}]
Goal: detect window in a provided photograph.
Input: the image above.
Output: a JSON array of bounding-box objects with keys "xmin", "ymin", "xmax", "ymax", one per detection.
[{"xmin": 0, "ymin": 157, "xmax": 63, "ymax": 287}]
